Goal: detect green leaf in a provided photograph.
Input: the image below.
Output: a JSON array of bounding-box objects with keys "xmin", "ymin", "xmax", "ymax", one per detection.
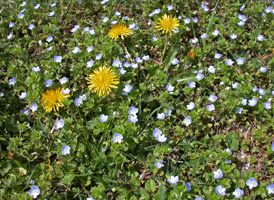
[
  {"xmin": 226, "ymin": 132, "xmax": 239, "ymax": 151},
  {"xmin": 61, "ymin": 174, "xmax": 76, "ymax": 185},
  {"xmin": 145, "ymin": 179, "xmax": 156, "ymax": 193}
]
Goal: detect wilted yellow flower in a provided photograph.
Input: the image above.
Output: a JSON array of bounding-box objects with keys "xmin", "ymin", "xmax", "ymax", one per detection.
[
  {"xmin": 187, "ymin": 49, "xmax": 195, "ymax": 59},
  {"xmin": 41, "ymin": 88, "xmax": 69, "ymax": 113},
  {"xmin": 108, "ymin": 24, "xmax": 134, "ymax": 40},
  {"xmin": 156, "ymin": 14, "xmax": 179, "ymax": 35},
  {"xmin": 87, "ymin": 66, "xmax": 119, "ymax": 96}
]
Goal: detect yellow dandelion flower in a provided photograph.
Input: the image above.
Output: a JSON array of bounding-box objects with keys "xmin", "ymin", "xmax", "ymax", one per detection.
[
  {"xmin": 108, "ymin": 24, "xmax": 134, "ymax": 40},
  {"xmin": 41, "ymin": 88, "xmax": 69, "ymax": 113},
  {"xmin": 87, "ymin": 66, "xmax": 120, "ymax": 96},
  {"xmin": 156, "ymin": 14, "xmax": 179, "ymax": 35},
  {"xmin": 187, "ymin": 49, "xmax": 195, "ymax": 59}
]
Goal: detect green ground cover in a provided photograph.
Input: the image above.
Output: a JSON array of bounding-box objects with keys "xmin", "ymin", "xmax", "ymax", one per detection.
[{"xmin": 1, "ymin": 0, "xmax": 274, "ymax": 199}]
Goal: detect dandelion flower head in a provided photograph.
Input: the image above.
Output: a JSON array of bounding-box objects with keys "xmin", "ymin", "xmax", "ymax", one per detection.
[
  {"xmin": 41, "ymin": 88, "xmax": 69, "ymax": 113},
  {"xmin": 156, "ymin": 14, "xmax": 179, "ymax": 35},
  {"xmin": 108, "ymin": 24, "xmax": 134, "ymax": 40},
  {"xmin": 87, "ymin": 66, "xmax": 119, "ymax": 96}
]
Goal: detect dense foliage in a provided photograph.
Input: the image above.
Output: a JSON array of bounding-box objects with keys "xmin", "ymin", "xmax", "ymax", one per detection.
[{"xmin": 1, "ymin": 0, "xmax": 274, "ymax": 199}]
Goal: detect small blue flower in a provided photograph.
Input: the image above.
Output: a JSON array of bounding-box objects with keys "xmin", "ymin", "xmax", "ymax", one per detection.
[
  {"xmin": 128, "ymin": 106, "xmax": 138, "ymax": 115},
  {"xmin": 184, "ymin": 18, "xmax": 191, "ymax": 24},
  {"xmin": 212, "ymin": 30, "xmax": 219, "ymax": 36},
  {"xmin": 258, "ymin": 88, "xmax": 265, "ymax": 95},
  {"xmin": 155, "ymin": 160, "xmax": 164, "ymax": 169},
  {"xmin": 54, "ymin": 55, "xmax": 62, "ymax": 63},
  {"xmin": 225, "ymin": 59, "xmax": 234, "ymax": 66},
  {"xmin": 19, "ymin": 91, "xmax": 27, "ymax": 99},
  {"xmin": 30, "ymin": 103, "xmax": 38, "ymax": 112},
  {"xmin": 230, "ymin": 34, "xmax": 237, "ymax": 39},
  {"xmin": 196, "ymin": 73, "xmax": 204, "ymax": 81},
  {"xmin": 59, "ymin": 77, "xmax": 68, "ymax": 84},
  {"xmin": 7, "ymin": 33, "xmax": 13, "ymax": 40},
  {"xmin": 240, "ymin": 4, "xmax": 246, "ymax": 11},
  {"xmin": 29, "ymin": 185, "xmax": 40, "ymax": 199},
  {"xmin": 153, "ymin": 128, "xmax": 162, "ymax": 138},
  {"xmin": 72, "ymin": 47, "xmax": 80, "ymax": 54},
  {"xmin": 213, "ymin": 169, "xmax": 223, "ymax": 179},
  {"xmin": 187, "ymin": 102, "xmax": 195, "ymax": 110},
  {"xmin": 71, "ymin": 25, "xmax": 80, "ymax": 33},
  {"xmin": 195, "ymin": 197, "xmax": 204, "ymax": 200},
  {"xmin": 171, "ymin": 58, "xmax": 179, "ymax": 65},
  {"xmin": 122, "ymin": 84, "xmax": 133, "ymax": 95},
  {"xmin": 21, "ymin": 109, "xmax": 29, "ymax": 115},
  {"xmin": 28, "ymin": 24, "xmax": 35, "ymax": 30},
  {"xmin": 259, "ymin": 66, "xmax": 267, "ymax": 73},
  {"xmin": 235, "ymin": 107, "xmax": 243, "ymax": 114},
  {"xmin": 18, "ymin": 13, "xmax": 25, "ymax": 19},
  {"xmin": 233, "ymin": 188, "xmax": 244, "ymax": 199},
  {"xmin": 264, "ymin": 102, "xmax": 271, "ymax": 110},
  {"xmin": 167, "ymin": 5, "xmax": 173, "ymax": 10},
  {"xmin": 165, "ymin": 84, "xmax": 175, "ymax": 93},
  {"xmin": 142, "ymin": 55, "xmax": 150, "ymax": 61},
  {"xmin": 266, "ymin": 184, "xmax": 274, "ymax": 194},
  {"xmin": 246, "ymin": 177, "xmax": 258, "ymax": 189},
  {"xmin": 112, "ymin": 133, "xmax": 123, "ymax": 143},
  {"xmin": 253, "ymin": 86, "xmax": 259, "ymax": 92},
  {"xmin": 86, "ymin": 197, "xmax": 95, "ymax": 200},
  {"xmin": 62, "ymin": 88, "xmax": 70, "ymax": 95},
  {"xmin": 183, "ymin": 116, "xmax": 192, "ymax": 126},
  {"xmin": 102, "ymin": 17, "xmax": 109, "ymax": 22},
  {"xmin": 86, "ymin": 46, "xmax": 94, "ymax": 53},
  {"xmin": 156, "ymin": 134, "xmax": 167, "ymax": 143},
  {"xmin": 46, "ymin": 36, "xmax": 53, "ymax": 43},
  {"xmin": 34, "ymin": 4, "xmax": 40, "ymax": 9},
  {"xmin": 232, "ymin": 82, "xmax": 239, "ymax": 89},
  {"xmin": 185, "ymin": 182, "xmax": 191, "ymax": 191},
  {"xmin": 206, "ymin": 104, "xmax": 215, "ymax": 112},
  {"xmin": 99, "ymin": 114, "xmax": 108, "ymax": 122},
  {"xmin": 89, "ymin": 29, "xmax": 95, "ymax": 35},
  {"xmin": 201, "ymin": 33, "xmax": 208, "ymax": 39},
  {"xmin": 237, "ymin": 21, "xmax": 245, "ymax": 26},
  {"xmin": 192, "ymin": 17, "xmax": 198, "ymax": 23},
  {"xmin": 167, "ymin": 176, "xmax": 179, "ymax": 184},
  {"xmin": 257, "ymin": 35, "xmax": 265, "ymax": 41},
  {"xmin": 188, "ymin": 81, "xmax": 196, "ymax": 88},
  {"xmin": 112, "ymin": 59, "xmax": 122, "ymax": 67},
  {"xmin": 214, "ymin": 53, "xmax": 223, "ymax": 59},
  {"xmin": 248, "ymin": 98, "xmax": 257, "ymax": 107},
  {"xmin": 87, "ymin": 60, "xmax": 94, "ymax": 68},
  {"xmin": 9, "ymin": 22, "xmax": 15, "ymax": 27},
  {"xmin": 225, "ymin": 148, "xmax": 232, "ymax": 155},
  {"xmin": 272, "ymin": 143, "xmax": 274, "ymax": 151},
  {"xmin": 62, "ymin": 145, "xmax": 71, "ymax": 155},
  {"xmin": 215, "ymin": 185, "xmax": 226, "ymax": 196},
  {"xmin": 208, "ymin": 95, "xmax": 218, "ymax": 103},
  {"xmin": 96, "ymin": 53, "xmax": 102, "ymax": 60},
  {"xmin": 208, "ymin": 65, "xmax": 216, "ymax": 73},
  {"xmin": 128, "ymin": 114, "xmax": 138, "ymax": 123},
  {"xmin": 6, "ymin": 80, "xmax": 17, "ymax": 92},
  {"xmin": 190, "ymin": 38, "xmax": 198, "ymax": 43},
  {"xmin": 44, "ymin": 79, "xmax": 53, "ymax": 87},
  {"xmin": 49, "ymin": 11, "xmax": 55, "ymax": 17},
  {"xmin": 236, "ymin": 57, "xmax": 245, "ymax": 65},
  {"xmin": 54, "ymin": 119, "xmax": 64, "ymax": 129},
  {"xmin": 157, "ymin": 113, "xmax": 165, "ymax": 120}
]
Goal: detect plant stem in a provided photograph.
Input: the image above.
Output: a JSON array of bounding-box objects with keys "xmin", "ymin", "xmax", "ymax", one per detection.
[
  {"xmin": 161, "ymin": 34, "xmax": 169, "ymax": 63},
  {"xmin": 120, "ymin": 41, "xmax": 133, "ymax": 62}
]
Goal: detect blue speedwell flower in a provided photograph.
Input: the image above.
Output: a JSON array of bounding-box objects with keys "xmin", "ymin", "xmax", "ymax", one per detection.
[
  {"xmin": 171, "ymin": 58, "xmax": 179, "ymax": 65},
  {"xmin": 19, "ymin": 91, "xmax": 27, "ymax": 99},
  {"xmin": 248, "ymin": 98, "xmax": 257, "ymax": 107},
  {"xmin": 156, "ymin": 134, "xmax": 167, "ymax": 143},
  {"xmin": 188, "ymin": 81, "xmax": 196, "ymax": 88},
  {"xmin": 208, "ymin": 65, "xmax": 216, "ymax": 73},
  {"xmin": 185, "ymin": 182, "xmax": 191, "ymax": 191},
  {"xmin": 54, "ymin": 119, "xmax": 64, "ymax": 129},
  {"xmin": 272, "ymin": 143, "xmax": 274, "ymax": 151},
  {"xmin": 112, "ymin": 133, "xmax": 123, "ymax": 143},
  {"xmin": 266, "ymin": 184, "xmax": 274, "ymax": 194},
  {"xmin": 167, "ymin": 176, "xmax": 179, "ymax": 184},
  {"xmin": 44, "ymin": 79, "xmax": 53, "ymax": 87},
  {"xmin": 153, "ymin": 128, "xmax": 162, "ymax": 138},
  {"xmin": 62, "ymin": 145, "xmax": 71, "ymax": 155},
  {"xmin": 29, "ymin": 185, "xmax": 40, "ymax": 199},
  {"xmin": 187, "ymin": 102, "xmax": 195, "ymax": 110},
  {"xmin": 213, "ymin": 169, "xmax": 223, "ymax": 179},
  {"xmin": 263, "ymin": 102, "xmax": 271, "ymax": 110},
  {"xmin": 233, "ymin": 188, "xmax": 244, "ymax": 199},
  {"xmin": 54, "ymin": 55, "xmax": 62, "ymax": 63},
  {"xmin": 208, "ymin": 95, "xmax": 218, "ymax": 102},
  {"xmin": 195, "ymin": 197, "xmax": 204, "ymax": 200},
  {"xmin": 99, "ymin": 114, "xmax": 108, "ymax": 122},
  {"xmin": 122, "ymin": 84, "xmax": 133, "ymax": 95},
  {"xmin": 183, "ymin": 116, "xmax": 192, "ymax": 126},
  {"xmin": 165, "ymin": 84, "xmax": 174, "ymax": 93},
  {"xmin": 157, "ymin": 113, "xmax": 165, "ymax": 120},
  {"xmin": 225, "ymin": 59, "xmax": 234, "ymax": 66},
  {"xmin": 155, "ymin": 160, "xmax": 164, "ymax": 169},
  {"xmin": 206, "ymin": 104, "xmax": 215, "ymax": 112},
  {"xmin": 9, "ymin": 77, "xmax": 16, "ymax": 86},
  {"xmin": 215, "ymin": 185, "xmax": 226, "ymax": 196},
  {"xmin": 30, "ymin": 103, "xmax": 38, "ymax": 112},
  {"xmin": 246, "ymin": 177, "xmax": 258, "ymax": 189}
]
